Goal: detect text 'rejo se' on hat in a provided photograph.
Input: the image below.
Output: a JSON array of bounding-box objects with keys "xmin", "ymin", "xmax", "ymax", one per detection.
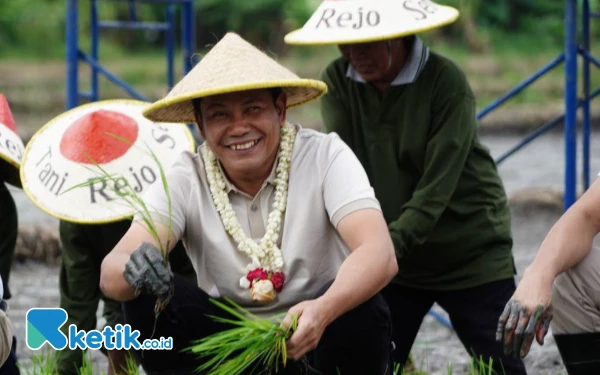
[
  {"xmin": 0, "ymin": 94, "xmax": 26, "ymax": 188},
  {"xmin": 142, "ymin": 32, "xmax": 328, "ymax": 124},
  {"xmin": 20, "ymin": 100, "xmax": 195, "ymax": 224},
  {"xmin": 284, "ymin": 0, "xmax": 459, "ymax": 45}
]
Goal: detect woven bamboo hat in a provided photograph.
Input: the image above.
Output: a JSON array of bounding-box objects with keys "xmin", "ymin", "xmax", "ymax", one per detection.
[
  {"xmin": 20, "ymin": 100, "xmax": 195, "ymax": 224},
  {"xmin": 0, "ymin": 94, "xmax": 25, "ymax": 189},
  {"xmin": 284, "ymin": 0, "xmax": 459, "ymax": 45},
  {"xmin": 143, "ymin": 32, "xmax": 328, "ymax": 124}
]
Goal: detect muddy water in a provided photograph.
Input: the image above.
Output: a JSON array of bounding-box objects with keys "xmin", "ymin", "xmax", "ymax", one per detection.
[{"xmin": 8, "ymin": 130, "xmax": 598, "ymax": 374}]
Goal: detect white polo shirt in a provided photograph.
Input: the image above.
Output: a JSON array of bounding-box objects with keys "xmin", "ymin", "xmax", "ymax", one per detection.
[{"xmin": 137, "ymin": 123, "xmax": 381, "ymax": 318}]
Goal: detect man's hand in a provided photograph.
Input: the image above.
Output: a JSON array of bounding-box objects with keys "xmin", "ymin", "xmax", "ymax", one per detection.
[
  {"xmin": 281, "ymin": 299, "xmax": 334, "ymax": 361},
  {"xmin": 123, "ymin": 242, "xmax": 173, "ymax": 297},
  {"xmin": 496, "ymin": 271, "xmax": 554, "ymax": 358}
]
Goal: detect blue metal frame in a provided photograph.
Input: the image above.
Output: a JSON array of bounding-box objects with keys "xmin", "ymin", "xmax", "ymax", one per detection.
[
  {"xmin": 476, "ymin": 0, "xmax": 596, "ymax": 212},
  {"xmin": 66, "ymin": 0, "xmax": 196, "ymax": 111}
]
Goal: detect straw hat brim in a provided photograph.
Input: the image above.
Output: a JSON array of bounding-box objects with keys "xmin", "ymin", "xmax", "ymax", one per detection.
[
  {"xmin": 20, "ymin": 99, "xmax": 196, "ymax": 224},
  {"xmin": 285, "ymin": 11, "xmax": 459, "ymax": 45},
  {"xmin": 0, "ymin": 122, "xmax": 25, "ymax": 189},
  {"xmin": 284, "ymin": 1, "xmax": 459, "ymax": 46},
  {"xmin": 143, "ymin": 79, "xmax": 327, "ymax": 124}
]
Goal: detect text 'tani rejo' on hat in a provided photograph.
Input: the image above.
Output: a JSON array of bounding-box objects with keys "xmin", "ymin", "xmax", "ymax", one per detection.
[
  {"xmin": 0, "ymin": 94, "xmax": 26, "ymax": 189},
  {"xmin": 284, "ymin": 0, "xmax": 459, "ymax": 46},
  {"xmin": 142, "ymin": 32, "xmax": 328, "ymax": 124},
  {"xmin": 20, "ymin": 100, "xmax": 195, "ymax": 224}
]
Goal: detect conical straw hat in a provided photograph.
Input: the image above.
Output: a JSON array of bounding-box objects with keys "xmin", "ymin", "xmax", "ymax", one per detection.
[
  {"xmin": 20, "ymin": 100, "xmax": 195, "ymax": 224},
  {"xmin": 0, "ymin": 94, "xmax": 25, "ymax": 189},
  {"xmin": 284, "ymin": 0, "xmax": 459, "ymax": 45},
  {"xmin": 143, "ymin": 32, "xmax": 328, "ymax": 124}
]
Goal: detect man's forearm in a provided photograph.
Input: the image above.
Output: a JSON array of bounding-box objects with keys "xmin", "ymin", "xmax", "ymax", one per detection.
[
  {"xmin": 317, "ymin": 242, "xmax": 397, "ymax": 325},
  {"xmin": 527, "ymin": 206, "xmax": 599, "ymax": 280},
  {"xmin": 100, "ymin": 251, "xmax": 138, "ymax": 302}
]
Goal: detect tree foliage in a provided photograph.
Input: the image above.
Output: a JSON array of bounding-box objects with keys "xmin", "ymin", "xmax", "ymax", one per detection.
[{"xmin": 0, "ymin": 0, "xmax": 597, "ymax": 57}]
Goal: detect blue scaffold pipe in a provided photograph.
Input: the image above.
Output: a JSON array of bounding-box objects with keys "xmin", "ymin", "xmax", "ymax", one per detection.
[
  {"xmin": 100, "ymin": 0, "xmax": 193, "ymax": 3},
  {"xmin": 78, "ymin": 52, "xmax": 150, "ymax": 102},
  {"xmin": 564, "ymin": 0, "xmax": 578, "ymax": 211},
  {"xmin": 79, "ymin": 92, "xmax": 94, "ymax": 101},
  {"xmin": 181, "ymin": 0, "xmax": 195, "ymax": 74},
  {"xmin": 91, "ymin": 0, "xmax": 99, "ymax": 101},
  {"xmin": 496, "ymin": 87, "xmax": 600, "ymax": 166},
  {"xmin": 477, "ymin": 53, "xmax": 565, "ymax": 120},
  {"xmin": 583, "ymin": 0, "xmax": 591, "ymax": 191},
  {"xmin": 579, "ymin": 48, "xmax": 600, "ymax": 70},
  {"xmin": 66, "ymin": 0, "xmax": 79, "ymax": 110},
  {"xmin": 428, "ymin": 309, "xmax": 453, "ymax": 329},
  {"xmin": 97, "ymin": 21, "xmax": 170, "ymax": 31},
  {"xmin": 128, "ymin": 0, "xmax": 137, "ymax": 21},
  {"xmin": 166, "ymin": 4, "xmax": 176, "ymax": 90}
]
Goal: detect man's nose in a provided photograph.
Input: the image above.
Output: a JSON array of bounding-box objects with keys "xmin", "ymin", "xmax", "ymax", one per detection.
[{"xmin": 229, "ymin": 111, "xmax": 251, "ymax": 135}]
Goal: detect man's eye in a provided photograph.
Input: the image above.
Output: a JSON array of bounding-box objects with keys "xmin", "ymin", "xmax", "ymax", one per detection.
[
  {"xmin": 212, "ymin": 112, "xmax": 226, "ymax": 118},
  {"xmin": 248, "ymin": 106, "xmax": 261, "ymax": 113}
]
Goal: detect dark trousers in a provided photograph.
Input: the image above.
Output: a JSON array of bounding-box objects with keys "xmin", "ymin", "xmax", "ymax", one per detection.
[
  {"xmin": 0, "ymin": 336, "xmax": 20, "ymax": 375},
  {"xmin": 123, "ymin": 275, "xmax": 393, "ymax": 375},
  {"xmin": 382, "ymin": 278, "xmax": 527, "ymax": 375}
]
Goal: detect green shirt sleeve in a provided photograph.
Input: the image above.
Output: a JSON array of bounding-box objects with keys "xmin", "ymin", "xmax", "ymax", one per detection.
[
  {"xmin": 388, "ymin": 91, "xmax": 477, "ymax": 258},
  {"xmin": 319, "ymin": 68, "xmax": 355, "ymax": 149}
]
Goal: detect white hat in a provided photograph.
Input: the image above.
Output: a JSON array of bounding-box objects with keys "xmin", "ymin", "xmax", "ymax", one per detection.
[
  {"xmin": 20, "ymin": 100, "xmax": 195, "ymax": 224},
  {"xmin": 0, "ymin": 94, "xmax": 26, "ymax": 188},
  {"xmin": 143, "ymin": 32, "xmax": 328, "ymax": 124},
  {"xmin": 284, "ymin": 0, "xmax": 459, "ymax": 45}
]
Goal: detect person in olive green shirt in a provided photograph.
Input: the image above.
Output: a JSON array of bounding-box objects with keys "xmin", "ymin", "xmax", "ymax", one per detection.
[
  {"xmin": 293, "ymin": 26, "xmax": 526, "ymax": 375},
  {"xmin": 57, "ymin": 219, "xmax": 197, "ymax": 375}
]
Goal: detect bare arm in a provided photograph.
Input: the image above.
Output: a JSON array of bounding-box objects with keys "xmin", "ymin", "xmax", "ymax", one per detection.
[
  {"xmin": 524, "ymin": 177, "xmax": 600, "ymax": 282},
  {"xmin": 318, "ymin": 208, "xmax": 397, "ymax": 323},
  {"xmin": 99, "ymin": 220, "xmax": 178, "ymax": 302},
  {"xmin": 284, "ymin": 208, "xmax": 397, "ymax": 359},
  {"xmin": 497, "ymin": 177, "xmax": 600, "ymax": 358}
]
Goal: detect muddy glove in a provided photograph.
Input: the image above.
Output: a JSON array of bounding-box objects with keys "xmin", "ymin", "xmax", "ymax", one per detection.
[
  {"xmin": 495, "ymin": 275, "xmax": 553, "ymax": 358},
  {"xmin": 123, "ymin": 242, "xmax": 173, "ymax": 297}
]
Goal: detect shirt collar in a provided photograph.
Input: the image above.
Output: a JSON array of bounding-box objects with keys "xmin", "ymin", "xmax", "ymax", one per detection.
[
  {"xmin": 217, "ymin": 155, "xmax": 278, "ymax": 196},
  {"xmin": 346, "ymin": 36, "xmax": 430, "ymax": 86}
]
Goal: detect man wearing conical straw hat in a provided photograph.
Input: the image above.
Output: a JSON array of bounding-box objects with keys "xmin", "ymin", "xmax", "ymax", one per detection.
[
  {"xmin": 100, "ymin": 32, "xmax": 398, "ymax": 374},
  {"xmin": 285, "ymin": 1, "xmax": 525, "ymax": 374},
  {"xmin": 19, "ymin": 99, "xmax": 198, "ymax": 375}
]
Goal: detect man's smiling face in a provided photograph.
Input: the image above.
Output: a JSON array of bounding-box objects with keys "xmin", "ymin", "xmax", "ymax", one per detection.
[{"xmin": 196, "ymin": 88, "xmax": 286, "ymax": 183}]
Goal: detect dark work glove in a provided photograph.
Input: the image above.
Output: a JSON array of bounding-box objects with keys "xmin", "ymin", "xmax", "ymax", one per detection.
[{"xmin": 123, "ymin": 242, "xmax": 174, "ymax": 297}]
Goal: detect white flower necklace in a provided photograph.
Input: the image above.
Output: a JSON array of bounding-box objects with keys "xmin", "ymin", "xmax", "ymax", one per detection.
[{"xmin": 202, "ymin": 122, "xmax": 297, "ymax": 303}]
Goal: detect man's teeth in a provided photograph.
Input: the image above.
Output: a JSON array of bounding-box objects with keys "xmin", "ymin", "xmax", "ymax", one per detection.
[{"xmin": 229, "ymin": 140, "xmax": 258, "ymax": 150}]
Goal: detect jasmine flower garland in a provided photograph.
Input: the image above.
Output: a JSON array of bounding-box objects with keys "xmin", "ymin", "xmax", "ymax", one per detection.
[{"xmin": 202, "ymin": 122, "xmax": 297, "ymax": 303}]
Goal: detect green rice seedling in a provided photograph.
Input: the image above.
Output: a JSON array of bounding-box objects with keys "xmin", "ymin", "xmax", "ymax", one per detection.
[{"xmin": 186, "ymin": 297, "xmax": 298, "ymax": 375}]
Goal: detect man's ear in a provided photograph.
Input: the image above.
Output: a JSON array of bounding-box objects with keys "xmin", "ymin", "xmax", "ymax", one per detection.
[
  {"xmin": 275, "ymin": 91, "xmax": 287, "ymax": 125},
  {"xmin": 191, "ymin": 100, "xmax": 206, "ymax": 140},
  {"xmin": 193, "ymin": 112, "xmax": 206, "ymax": 140}
]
